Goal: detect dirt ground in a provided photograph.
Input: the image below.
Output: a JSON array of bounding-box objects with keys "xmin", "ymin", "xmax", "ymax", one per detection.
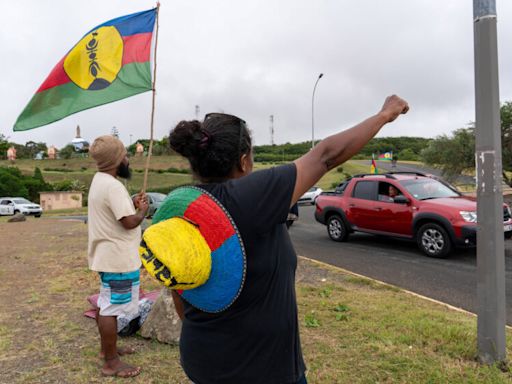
[{"xmin": 0, "ymin": 218, "xmax": 339, "ymax": 383}]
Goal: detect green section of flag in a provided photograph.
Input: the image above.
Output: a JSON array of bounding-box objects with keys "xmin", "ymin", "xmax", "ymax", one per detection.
[{"xmin": 14, "ymin": 62, "xmax": 151, "ymax": 131}]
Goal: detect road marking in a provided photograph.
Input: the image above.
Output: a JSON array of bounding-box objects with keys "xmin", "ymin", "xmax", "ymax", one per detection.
[{"xmin": 298, "ymin": 255, "xmax": 512, "ymax": 329}]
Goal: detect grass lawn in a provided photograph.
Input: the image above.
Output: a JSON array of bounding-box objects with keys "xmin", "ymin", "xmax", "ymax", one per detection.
[{"xmin": 1, "ymin": 218, "xmax": 512, "ymax": 383}]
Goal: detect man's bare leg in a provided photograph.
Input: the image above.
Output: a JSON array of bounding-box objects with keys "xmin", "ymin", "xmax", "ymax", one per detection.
[
  {"xmin": 96, "ymin": 308, "xmax": 136, "ymax": 358},
  {"xmin": 97, "ymin": 313, "xmax": 140, "ymax": 378}
]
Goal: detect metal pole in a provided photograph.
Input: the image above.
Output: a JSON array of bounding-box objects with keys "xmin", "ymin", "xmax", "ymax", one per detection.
[
  {"xmin": 270, "ymin": 115, "xmax": 274, "ymax": 146},
  {"xmin": 473, "ymin": 0, "xmax": 506, "ymax": 364},
  {"xmin": 311, "ymin": 73, "xmax": 323, "ymax": 149}
]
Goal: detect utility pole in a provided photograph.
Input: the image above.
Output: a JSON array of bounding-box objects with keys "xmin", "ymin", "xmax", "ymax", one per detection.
[
  {"xmin": 195, "ymin": 105, "xmax": 200, "ymax": 119},
  {"xmin": 473, "ymin": 0, "xmax": 506, "ymax": 364},
  {"xmin": 270, "ymin": 115, "xmax": 274, "ymax": 146}
]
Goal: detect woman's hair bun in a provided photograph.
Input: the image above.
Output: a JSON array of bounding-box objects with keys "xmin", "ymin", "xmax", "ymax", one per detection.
[{"xmin": 169, "ymin": 120, "xmax": 203, "ymax": 157}]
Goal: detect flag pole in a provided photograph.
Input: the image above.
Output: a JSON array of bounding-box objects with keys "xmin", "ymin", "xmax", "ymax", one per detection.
[{"xmin": 142, "ymin": 2, "xmax": 160, "ymax": 193}]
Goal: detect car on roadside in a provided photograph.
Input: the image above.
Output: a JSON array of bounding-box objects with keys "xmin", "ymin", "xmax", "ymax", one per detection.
[
  {"xmin": 315, "ymin": 172, "xmax": 512, "ymax": 258},
  {"xmin": 131, "ymin": 192, "xmax": 167, "ymax": 217},
  {"xmin": 0, "ymin": 200, "xmax": 14, "ymax": 216},
  {"xmin": 0, "ymin": 197, "xmax": 42, "ymax": 217},
  {"xmin": 299, "ymin": 186, "xmax": 323, "ymax": 205}
]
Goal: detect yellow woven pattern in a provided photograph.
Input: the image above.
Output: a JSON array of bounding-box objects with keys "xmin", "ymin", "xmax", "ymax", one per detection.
[{"xmin": 139, "ymin": 217, "xmax": 211, "ymax": 289}]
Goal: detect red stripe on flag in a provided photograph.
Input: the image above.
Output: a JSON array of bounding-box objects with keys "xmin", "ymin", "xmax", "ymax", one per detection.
[
  {"xmin": 122, "ymin": 33, "xmax": 152, "ymax": 65},
  {"xmin": 36, "ymin": 56, "xmax": 72, "ymax": 93}
]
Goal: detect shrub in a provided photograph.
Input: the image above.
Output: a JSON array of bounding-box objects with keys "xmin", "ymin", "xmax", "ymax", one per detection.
[
  {"xmin": 43, "ymin": 167, "xmax": 74, "ymax": 172},
  {"xmin": 166, "ymin": 167, "xmax": 190, "ymax": 174},
  {"xmin": 0, "ymin": 166, "xmax": 51, "ymax": 202}
]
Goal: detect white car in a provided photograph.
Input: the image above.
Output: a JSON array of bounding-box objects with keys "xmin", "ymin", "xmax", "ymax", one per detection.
[
  {"xmin": 298, "ymin": 186, "xmax": 323, "ymax": 205},
  {"xmin": 0, "ymin": 197, "xmax": 43, "ymax": 217},
  {"xmin": 0, "ymin": 200, "xmax": 14, "ymax": 216}
]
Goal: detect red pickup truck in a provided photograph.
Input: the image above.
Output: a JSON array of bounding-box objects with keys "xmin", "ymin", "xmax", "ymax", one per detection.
[{"xmin": 314, "ymin": 172, "xmax": 512, "ymax": 258}]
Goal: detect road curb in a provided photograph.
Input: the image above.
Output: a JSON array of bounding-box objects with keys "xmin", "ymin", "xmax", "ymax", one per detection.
[{"xmin": 298, "ymin": 255, "xmax": 512, "ymax": 330}]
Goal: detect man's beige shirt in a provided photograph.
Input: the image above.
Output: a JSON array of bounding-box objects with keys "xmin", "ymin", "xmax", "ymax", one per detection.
[{"xmin": 87, "ymin": 172, "xmax": 141, "ymax": 272}]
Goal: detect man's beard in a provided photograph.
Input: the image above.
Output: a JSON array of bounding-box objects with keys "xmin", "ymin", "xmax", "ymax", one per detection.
[{"xmin": 117, "ymin": 162, "xmax": 132, "ymax": 180}]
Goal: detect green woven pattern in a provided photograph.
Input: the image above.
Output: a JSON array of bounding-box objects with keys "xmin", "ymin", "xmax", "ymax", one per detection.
[{"xmin": 152, "ymin": 187, "xmax": 202, "ymax": 224}]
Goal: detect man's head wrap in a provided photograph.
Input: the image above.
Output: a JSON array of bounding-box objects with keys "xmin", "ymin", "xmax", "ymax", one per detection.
[{"xmin": 90, "ymin": 135, "xmax": 127, "ymax": 172}]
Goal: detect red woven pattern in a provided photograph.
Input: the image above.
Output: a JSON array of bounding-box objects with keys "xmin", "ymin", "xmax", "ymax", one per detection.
[{"xmin": 184, "ymin": 194, "xmax": 235, "ymax": 251}]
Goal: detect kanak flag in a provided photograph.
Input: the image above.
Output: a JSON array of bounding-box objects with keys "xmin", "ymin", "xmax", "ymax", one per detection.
[
  {"xmin": 378, "ymin": 151, "xmax": 393, "ymax": 161},
  {"xmin": 370, "ymin": 157, "xmax": 378, "ymax": 174},
  {"xmin": 14, "ymin": 8, "xmax": 157, "ymax": 131}
]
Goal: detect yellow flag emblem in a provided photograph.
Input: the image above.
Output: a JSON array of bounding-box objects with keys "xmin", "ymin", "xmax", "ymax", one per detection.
[{"xmin": 64, "ymin": 26, "xmax": 124, "ymax": 90}]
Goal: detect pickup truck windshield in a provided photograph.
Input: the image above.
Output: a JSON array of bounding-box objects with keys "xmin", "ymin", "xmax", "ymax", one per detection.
[{"xmin": 401, "ymin": 179, "xmax": 459, "ymax": 200}]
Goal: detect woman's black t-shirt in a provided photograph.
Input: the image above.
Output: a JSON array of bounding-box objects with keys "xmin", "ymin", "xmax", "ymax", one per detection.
[{"xmin": 180, "ymin": 163, "xmax": 306, "ymax": 384}]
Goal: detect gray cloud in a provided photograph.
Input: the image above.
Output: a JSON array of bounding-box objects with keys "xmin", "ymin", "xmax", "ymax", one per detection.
[{"xmin": 1, "ymin": 0, "xmax": 512, "ymax": 148}]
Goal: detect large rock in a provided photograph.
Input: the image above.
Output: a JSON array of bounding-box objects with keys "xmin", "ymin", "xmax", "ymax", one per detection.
[
  {"xmin": 8, "ymin": 213, "xmax": 26, "ymax": 223},
  {"xmin": 140, "ymin": 287, "xmax": 182, "ymax": 344}
]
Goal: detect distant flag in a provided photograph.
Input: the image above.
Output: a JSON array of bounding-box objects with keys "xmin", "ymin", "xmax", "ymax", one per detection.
[
  {"xmin": 370, "ymin": 154, "xmax": 378, "ymax": 174},
  {"xmin": 378, "ymin": 151, "xmax": 393, "ymax": 161},
  {"xmin": 14, "ymin": 8, "xmax": 157, "ymax": 131}
]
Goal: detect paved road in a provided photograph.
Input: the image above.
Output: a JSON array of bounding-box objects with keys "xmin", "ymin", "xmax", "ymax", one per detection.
[{"xmin": 290, "ymin": 205, "xmax": 512, "ymax": 324}]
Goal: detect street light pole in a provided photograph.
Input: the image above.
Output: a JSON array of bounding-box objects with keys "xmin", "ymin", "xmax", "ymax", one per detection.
[
  {"xmin": 311, "ymin": 73, "xmax": 324, "ymax": 149},
  {"xmin": 473, "ymin": 0, "xmax": 506, "ymax": 364}
]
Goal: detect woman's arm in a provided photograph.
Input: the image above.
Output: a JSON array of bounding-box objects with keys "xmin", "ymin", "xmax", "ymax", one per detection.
[
  {"xmin": 171, "ymin": 290, "xmax": 185, "ymax": 320},
  {"xmin": 292, "ymin": 95, "xmax": 409, "ymax": 205}
]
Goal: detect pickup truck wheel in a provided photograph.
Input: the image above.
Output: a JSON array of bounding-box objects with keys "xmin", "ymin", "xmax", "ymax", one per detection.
[
  {"xmin": 327, "ymin": 215, "xmax": 349, "ymax": 242},
  {"xmin": 417, "ymin": 223, "xmax": 452, "ymax": 258}
]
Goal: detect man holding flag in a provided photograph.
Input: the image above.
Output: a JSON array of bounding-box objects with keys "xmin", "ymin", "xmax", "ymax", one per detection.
[
  {"xmin": 12, "ymin": 6, "xmax": 160, "ymax": 379},
  {"xmin": 88, "ymin": 135, "xmax": 148, "ymax": 378}
]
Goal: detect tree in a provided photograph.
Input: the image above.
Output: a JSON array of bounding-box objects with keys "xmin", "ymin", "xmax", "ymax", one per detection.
[
  {"xmin": 0, "ymin": 167, "xmax": 29, "ymax": 197},
  {"xmin": 59, "ymin": 144, "xmax": 76, "ymax": 159},
  {"xmin": 0, "ymin": 134, "xmax": 9, "ymax": 160},
  {"xmin": 421, "ymin": 128, "xmax": 475, "ymax": 182},
  {"xmin": 33, "ymin": 167, "xmax": 44, "ymax": 182},
  {"xmin": 500, "ymin": 102, "xmax": 512, "ymax": 184},
  {"xmin": 422, "ymin": 102, "xmax": 512, "ymax": 185},
  {"xmin": 397, "ymin": 148, "xmax": 418, "ymax": 161},
  {"xmin": 0, "ymin": 166, "xmax": 52, "ymax": 202}
]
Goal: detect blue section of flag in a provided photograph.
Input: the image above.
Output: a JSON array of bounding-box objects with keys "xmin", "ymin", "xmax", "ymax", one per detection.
[{"xmin": 89, "ymin": 8, "xmax": 157, "ymax": 37}]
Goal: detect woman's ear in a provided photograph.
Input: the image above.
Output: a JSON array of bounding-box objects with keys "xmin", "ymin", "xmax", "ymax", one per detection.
[
  {"xmin": 239, "ymin": 152, "xmax": 253, "ymax": 174},
  {"xmin": 239, "ymin": 153, "xmax": 248, "ymax": 173}
]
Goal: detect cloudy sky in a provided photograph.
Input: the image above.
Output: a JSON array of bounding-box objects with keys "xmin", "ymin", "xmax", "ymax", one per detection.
[{"xmin": 1, "ymin": 0, "xmax": 512, "ymax": 148}]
